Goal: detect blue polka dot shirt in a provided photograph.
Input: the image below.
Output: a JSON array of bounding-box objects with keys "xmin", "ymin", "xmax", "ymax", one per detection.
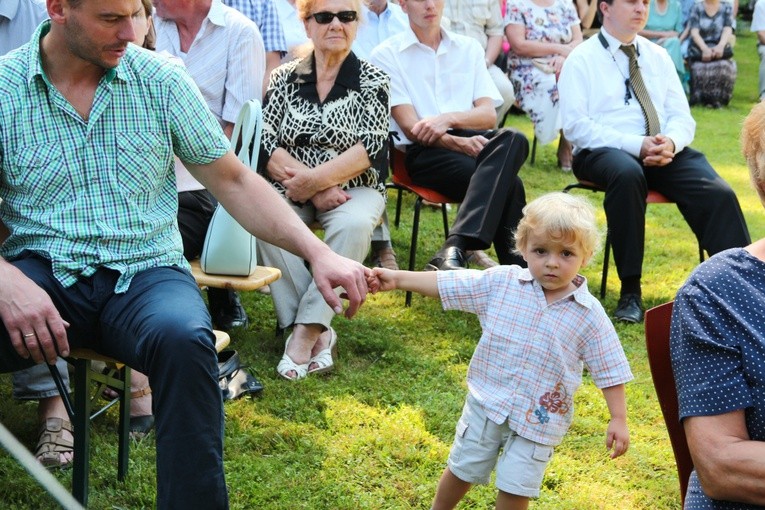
[{"xmin": 671, "ymin": 248, "xmax": 765, "ymax": 509}]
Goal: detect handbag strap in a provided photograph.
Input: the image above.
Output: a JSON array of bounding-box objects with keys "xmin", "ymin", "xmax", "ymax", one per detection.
[{"xmin": 230, "ymin": 99, "xmax": 263, "ymax": 171}]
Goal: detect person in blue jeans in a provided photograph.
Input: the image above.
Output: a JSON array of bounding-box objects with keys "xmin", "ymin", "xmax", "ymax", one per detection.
[{"xmin": 0, "ymin": 1, "xmax": 370, "ymax": 508}]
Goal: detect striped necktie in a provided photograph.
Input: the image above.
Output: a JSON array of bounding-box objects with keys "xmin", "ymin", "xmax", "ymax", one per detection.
[{"xmin": 620, "ymin": 44, "xmax": 660, "ymax": 136}]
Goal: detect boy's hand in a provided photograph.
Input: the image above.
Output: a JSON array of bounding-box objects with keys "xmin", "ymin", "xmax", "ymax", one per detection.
[
  {"xmin": 367, "ymin": 267, "xmax": 397, "ymax": 293},
  {"xmin": 605, "ymin": 417, "xmax": 630, "ymax": 458}
]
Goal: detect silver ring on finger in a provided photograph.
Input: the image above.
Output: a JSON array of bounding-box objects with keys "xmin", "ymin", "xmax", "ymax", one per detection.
[{"xmin": 23, "ymin": 332, "xmax": 36, "ymax": 338}]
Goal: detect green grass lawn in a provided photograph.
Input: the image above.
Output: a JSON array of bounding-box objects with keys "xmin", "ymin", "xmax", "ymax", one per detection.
[{"xmin": 2, "ymin": 29, "xmax": 765, "ymax": 510}]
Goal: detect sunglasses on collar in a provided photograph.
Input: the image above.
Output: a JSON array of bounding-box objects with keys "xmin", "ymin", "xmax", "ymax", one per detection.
[{"xmin": 309, "ymin": 11, "xmax": 358, "ymax": 24}]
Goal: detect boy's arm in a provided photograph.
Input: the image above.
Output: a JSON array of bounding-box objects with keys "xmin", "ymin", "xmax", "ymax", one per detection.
[
  {"xmin": 369, "ymin": 268, "xmax": 440, "ymax": 298},
  {"xmin": 602, "ymin": 384, "xmax": 629, "ymax": 459}
]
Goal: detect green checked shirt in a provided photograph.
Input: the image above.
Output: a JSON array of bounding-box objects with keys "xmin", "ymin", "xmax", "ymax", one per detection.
[{"xmin": 0, "ymin": 22, "xmax": 230, "ymax": 292}]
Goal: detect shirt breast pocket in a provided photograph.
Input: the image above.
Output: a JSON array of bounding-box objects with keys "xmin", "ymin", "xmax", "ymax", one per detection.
[
  {"xmin": 116, "ymin": 132, "xmax": 170, "ymax": 195},
  {"xmin": 10, "ymin": 143, "xmax": 74, "ymax": 203}
]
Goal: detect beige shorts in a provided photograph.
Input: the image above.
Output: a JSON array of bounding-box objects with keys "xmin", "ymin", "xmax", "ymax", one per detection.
[{"xmin": 447, "ymin": 393, "xmax": 554, "ymax": 498}]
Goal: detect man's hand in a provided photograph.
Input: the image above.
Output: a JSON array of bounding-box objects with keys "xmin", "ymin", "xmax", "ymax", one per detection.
[
  {"xmin": 606, "ymin": 417, "xmax": 630, "ymax": 459},
  {"xmin": 0, "ymin": 261, "xmax": 69, "ymax": 364},
  {"xmin": 411, "ymin": 114, "xmax": 454, "ymax": 145},
  {"xmin": 640, "ymin": 134, "xmax": 675, "ymax": 167},
  {"xmin": 283, "ymin": 166, "xmax": 322, "ymax": 203},
  {"xmin": 309, "ymin": 248, "xmax": 371, "ymax": 319},
  {"xmin": 310, "ymin": 186, "xmax": 351, "ymax": 212},
  {"xmin": 450, "ymin": 134, "xmax": 489, "ymax": 158}
]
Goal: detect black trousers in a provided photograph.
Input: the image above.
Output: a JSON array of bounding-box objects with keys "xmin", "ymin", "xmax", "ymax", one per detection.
[
  {"xmin": 405, "ymin": 128, "xmax": 529, "ymax": 265},
  {"xmin": 177, "ymin": 189, "xmax": 236, "ymax": 308},
  {"xmin": 573, "ymin": 147, "xmax": 751, "ymax": 281},
  {"xmin": 177, "ymin": 189, "xmax": 217, "ymax": 260}
]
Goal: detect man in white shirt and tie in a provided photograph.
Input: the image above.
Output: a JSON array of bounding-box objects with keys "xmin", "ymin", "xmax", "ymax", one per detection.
[{"xmin": 558, "ymin": 0, "xmax": 749, "ymax": 323}]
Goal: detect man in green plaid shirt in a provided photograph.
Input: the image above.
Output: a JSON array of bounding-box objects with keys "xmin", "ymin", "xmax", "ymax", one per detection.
[{"xmin": 0, "ymin": 1, "xmax": 371, "ymax": 508}]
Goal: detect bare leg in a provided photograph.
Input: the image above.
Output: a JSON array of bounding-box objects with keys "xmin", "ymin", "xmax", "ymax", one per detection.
[
  {"xmin": 432, "ymin": 467, "xmax": 472, "ymax": 510},
  {"xmin": 495, "ymin": 490, "xmax": 529, "ymax": 510},
  {"xmin": 282, "ymin": 323, "xmax": 323, "ymax": 379},
  {"xmin": 556, "ymin": 131, "xmax": 572, "ymax": 171},
  {"xmin": 36, "ymin": 396, "xmax": 73, "ymax": 466},
  {"xmin": 130, "ymin": 370, "xmax": 152, "ymax": 417}
]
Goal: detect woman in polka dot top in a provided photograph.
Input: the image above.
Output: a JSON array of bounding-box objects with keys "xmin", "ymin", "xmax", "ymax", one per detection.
[{"xmin": 670, "ymin": 102, "xmax": 765, "ymax": 509}]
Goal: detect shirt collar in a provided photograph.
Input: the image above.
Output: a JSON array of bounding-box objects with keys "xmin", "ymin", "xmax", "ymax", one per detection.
[
  {"xmin": 0, "ymin": 0, "xmax": 20, "ymax": 21},
  {"xmin": 599, "ymin": 27, "xmax": 639, "ymax": 57},
  {"xmin": 26, "ymin": 20, "xmax": 130, "ymax": 88},
  {"xmin": 517, "ymin": 268, "xmax": 594, "ymax": 308},
  {"xmin": 397, "ymin": 25, "xmax": 453, "ymax": 53},
  {"xmin": 289, "ymin": 51, "xmax": 361, "ymax": 102},
  {"xmin": 208, "ymin": 0, "xmax": 226, "ymax": 27}
]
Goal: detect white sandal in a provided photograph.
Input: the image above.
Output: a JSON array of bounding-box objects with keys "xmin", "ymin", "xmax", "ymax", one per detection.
[
  {"xmin": 276, "ymin": 333, "xmax": 309, "ymax": 381},
  {"xmin": 308, "ymin": 328, "xmax": 337, "ymax": 375}
]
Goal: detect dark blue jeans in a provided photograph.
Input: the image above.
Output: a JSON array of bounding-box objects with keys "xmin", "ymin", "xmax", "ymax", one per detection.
[{"xmin": 0, "ymin": 254, "xmax": 228, "ymax": 509}]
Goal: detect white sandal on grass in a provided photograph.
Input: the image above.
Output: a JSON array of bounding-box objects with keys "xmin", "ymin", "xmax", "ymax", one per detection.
[
  {"xmin": 308, "ymin": 327, "xmax": 337, "ymax": 375},
  {"xmin": 276, "ymin": 333, "xmax": 309, "ymax": 381}
]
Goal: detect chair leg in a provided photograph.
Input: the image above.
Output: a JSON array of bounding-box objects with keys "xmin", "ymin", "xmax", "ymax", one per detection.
[
  {"xmin": 440, "ymin": 204, "xmax": 449, "ymax": 238},
  {"xmin": 407, "ymin": 198, "xmax": 424, "ymax": 307},
  {"xmin": 601, "ymin": 233, "xmax": 610, "ymax": 299},
  {"xmin": 530, "ymin": 136, "xmax": 537, "ymax": 166},
  {"xmin": 394, "ymin": 188, "xmax": 403, "ymax": 228},
  {"xmin": 116, "ymin": 368, "xmax": 130, "ymax": 481},
  {"xmin": 72, "ymin": 358, "xmax": 92, "ymax": 506}
]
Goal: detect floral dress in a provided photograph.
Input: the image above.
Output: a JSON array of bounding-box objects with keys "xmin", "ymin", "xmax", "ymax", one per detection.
[
  {"xmin": 504, "ymin": 0, "xmax": 579, "ymax": 144},
  {"xmin": 687, "ymin": 1, "xmax": 736, "ymax": 107}
]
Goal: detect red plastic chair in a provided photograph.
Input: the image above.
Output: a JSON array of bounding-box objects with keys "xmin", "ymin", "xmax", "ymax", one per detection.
[
  {"xmin": 645, "ymin": 301, "xmax": 694, "ymax": 505},
  {"xmin": 564, "ymin": 180, "xmax": 705, "ymax": 298},
  {"xmin": 389, "ymin": 142, "xmax": 459, "ymax": 306}
]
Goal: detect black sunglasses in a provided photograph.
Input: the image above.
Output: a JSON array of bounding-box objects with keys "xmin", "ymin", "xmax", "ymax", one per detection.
[{"xmin": 310, "ymin": 11, "xmax": 358, "ymax": 24}]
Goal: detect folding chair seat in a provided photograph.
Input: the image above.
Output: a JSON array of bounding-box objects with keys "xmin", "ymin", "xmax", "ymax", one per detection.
[
  {"xmin": 563, "ymin": 180, "xmax": 704, "ymax": 298},
  {"xmin": 645, "ymin": 301, "xmax": 694, "ymax": 505}
]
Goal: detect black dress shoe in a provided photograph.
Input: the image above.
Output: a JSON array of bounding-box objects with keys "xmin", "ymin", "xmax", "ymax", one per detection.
[
  {"xmin": 425, "ymin": 246, "xmax": 468, "ymax": 271},
  {"xmin": 614, "ymin": 293, "xmax": 643, "ymax": 323},
  {"xmin": 208, "ymin": 288, "xmax": 249, "ymax": 331}
]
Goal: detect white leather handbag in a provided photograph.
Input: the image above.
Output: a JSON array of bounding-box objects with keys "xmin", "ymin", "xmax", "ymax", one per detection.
[{"xmin": 200, "ymin": 99, "xmax": 262, "ymax": 276}]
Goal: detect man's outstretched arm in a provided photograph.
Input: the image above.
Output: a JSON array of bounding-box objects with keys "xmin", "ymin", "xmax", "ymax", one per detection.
[{"xmin": 186, "ymin": 151, "xmax": 370, "ymax": 318}]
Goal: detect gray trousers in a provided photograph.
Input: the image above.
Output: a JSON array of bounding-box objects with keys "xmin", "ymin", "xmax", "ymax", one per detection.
[{"xmin": 257, "ymin": 186, "xmax": 385, "ymax": 330}]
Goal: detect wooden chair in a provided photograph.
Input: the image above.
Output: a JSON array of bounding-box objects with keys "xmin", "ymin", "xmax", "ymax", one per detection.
[
  {"xmin": 644, "ymin": 301, "xmax": 694, "ymax": 505},
  {"xmin": 563, "ymin": 181, "xmax": 705, "ymax": 298},
  {"xmin": 48, "ymin": 332, "xmax": 231, "ymax": 506},
  {"xmin": 389, "ymin": 144, "xmax": 459, "ymax": 306},
  {"xmin": 188, "ymin": 259, "xmax": 281, "ymax": 293}
]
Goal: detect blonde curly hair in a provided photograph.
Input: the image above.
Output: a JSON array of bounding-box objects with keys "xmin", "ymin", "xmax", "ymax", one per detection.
[{"xmin": 513, "ymin": 192, "xmax": 601, "ymax": 265}]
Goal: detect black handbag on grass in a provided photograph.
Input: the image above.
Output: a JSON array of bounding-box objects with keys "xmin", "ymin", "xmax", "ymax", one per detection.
[{"xmin": 218, "ymin": 350, "xmax": 263, "ymax": 400}]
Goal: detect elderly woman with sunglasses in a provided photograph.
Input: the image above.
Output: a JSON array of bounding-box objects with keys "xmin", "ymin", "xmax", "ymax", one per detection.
[{"xmin": 257, "ymin": 0, "xmax": 389, "ymax": 380}]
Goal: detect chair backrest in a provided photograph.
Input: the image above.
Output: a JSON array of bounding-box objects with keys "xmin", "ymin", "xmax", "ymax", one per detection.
[{"xmin": 644, "ymin": 301, "xmax": 694, "ymax": 504}]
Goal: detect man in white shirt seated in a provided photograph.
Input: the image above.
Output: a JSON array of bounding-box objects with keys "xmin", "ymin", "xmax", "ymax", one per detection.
[
  {"xmin": 371, "ymin": 0, "xmax": 528, "ymax": 271},
  {"xmin": 558, "ymin": 0, "xmax": 750, "ymax": 323},
  {"xmin": 442, "ymin": 0, "xmax": 515, "ymax": 128}
]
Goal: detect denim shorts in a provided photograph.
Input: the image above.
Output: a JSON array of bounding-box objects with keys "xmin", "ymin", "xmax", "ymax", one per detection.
[{"xmin": 447, "ymin": 393, "xmax": 554, "ymax": 498}]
